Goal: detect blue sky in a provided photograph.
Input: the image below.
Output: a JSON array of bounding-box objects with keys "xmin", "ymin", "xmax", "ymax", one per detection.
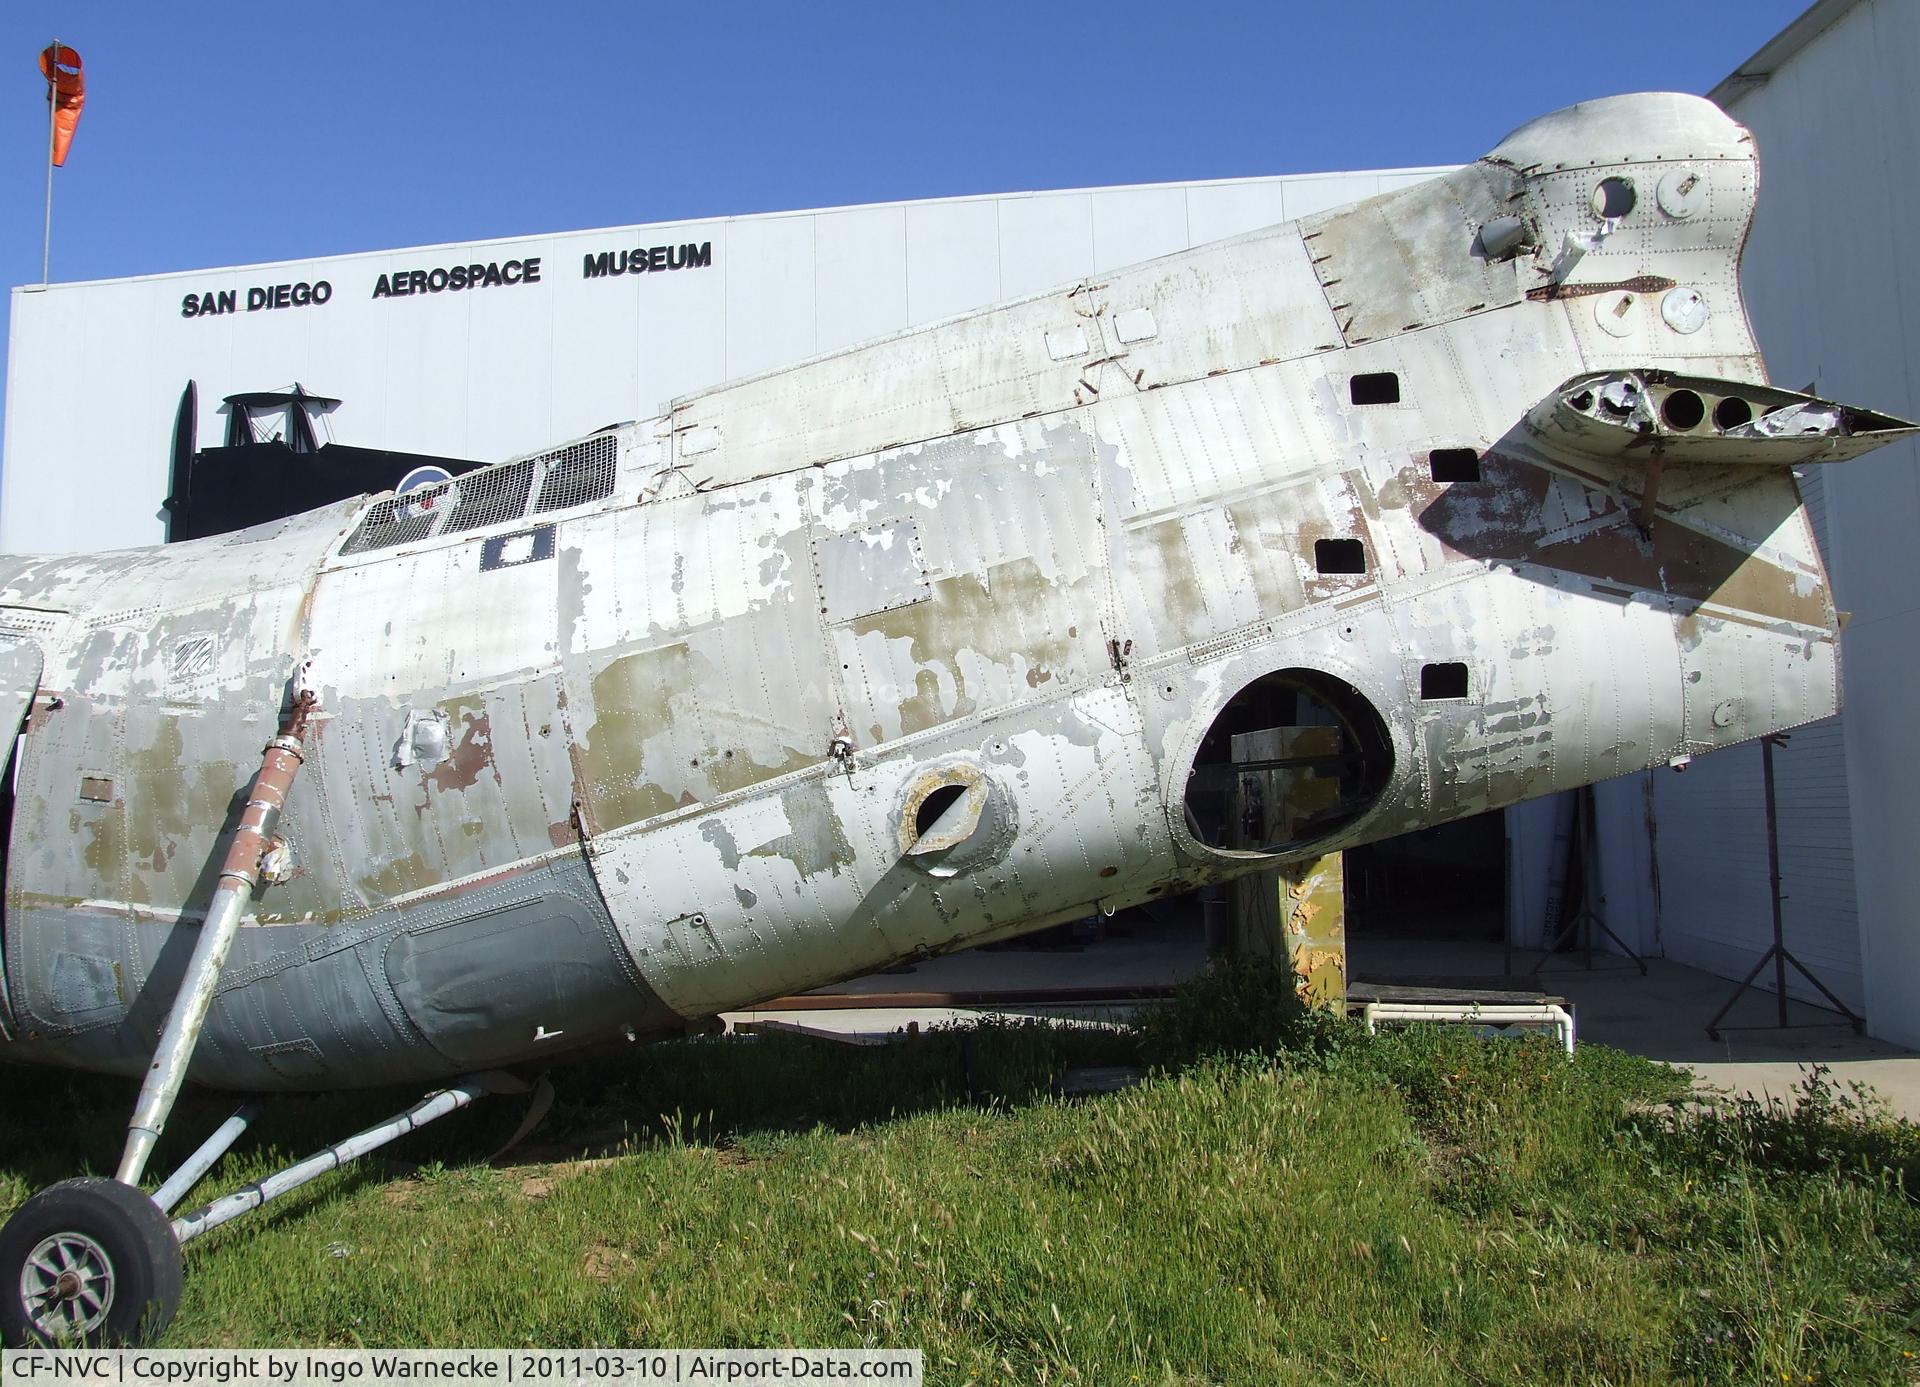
[{"xmin": 2, "ymin": 1, "xmax": 1809, "ymax": 398}]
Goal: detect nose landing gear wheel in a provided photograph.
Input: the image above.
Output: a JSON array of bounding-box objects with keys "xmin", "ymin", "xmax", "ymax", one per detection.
[{"xmin": 0, "ymin": 1178, "xmax": 182, "ymax": 1346}]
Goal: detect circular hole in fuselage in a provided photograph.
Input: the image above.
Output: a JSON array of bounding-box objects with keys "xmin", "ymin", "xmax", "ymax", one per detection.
[
  {"xmin": 1591, "ymin": 177, "xmax": 1637, "ymax": 219},
  {"xmin": 915, "ymin": 783, "xmax": 967, "ymax": 838},
  {"xmin": 1181, "ymin": 668, "xmax": 1393, "ymax": 854},
  {"xmin": 1713, "ymin": 396, "xmax": 1754, "ymax": 431},
  {"xmin": 1662, "ymin": 389, "xmax": 1706, "ymax": 431}
]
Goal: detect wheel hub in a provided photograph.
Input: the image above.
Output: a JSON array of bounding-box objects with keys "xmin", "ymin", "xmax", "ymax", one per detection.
[{"xmin": 20, "ymin": 1232, "xmax": 114, "ymax": 1338}]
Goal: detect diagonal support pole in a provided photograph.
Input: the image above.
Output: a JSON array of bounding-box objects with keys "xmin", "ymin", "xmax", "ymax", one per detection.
[
  {"xmin": 115, "ymin": 685, "xmax": 318, "ymax": 1187},
  {"xmin": 171, "ymin": 1079, "xmax": 490, "ymax": 1245},
  {"xmin": 151, "ymin": 1102, "xmax": 259, "ymax": 1215}
]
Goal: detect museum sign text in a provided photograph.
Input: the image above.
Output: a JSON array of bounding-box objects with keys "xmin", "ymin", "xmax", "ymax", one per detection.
[
  {"xmin": 177, "ymin": 237, "xmax": 717, "ymax": 321},
  {"xmin": 581, "ymin": 242, "xmax": 712, "ymax": 278},
  {"xmin": 372, "ymin": 259, "xmax": 541, "ymax": 298},
  {"xmin": 180, "ymin": 281, "xmax": 332, "ymax": 317}
]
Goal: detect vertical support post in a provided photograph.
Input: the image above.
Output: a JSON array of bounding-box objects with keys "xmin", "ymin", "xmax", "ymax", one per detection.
[
  {"xmin": 1279, "ymin": 853, "xmax": 1346, "ymax": 1009},
  {"xmin": 1227, "ymin": 855, "xmax": 1347, "ymax": 1009},
  {"xmin": 1703, "ymin": 732, "xmax": 1863, "ymax": 1038},
  {"xmin": 115, "ymin": 689, "xmax": 318, "ymax": 1187},
  {"xmin": 1225, "ymin": 724, "xmax": 1348, "ymax": 1010},
  {"xmin": 1580, "ymin": 789, "xmax": 1595, "ymax": 972}
]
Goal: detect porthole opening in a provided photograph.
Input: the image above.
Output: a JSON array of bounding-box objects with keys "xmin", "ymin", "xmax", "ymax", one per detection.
[
  {"xmin": 1713, "ymin": 396, "xmax": 1754, "ymax": 431},
  {"xmin": 1182, "ymin": 668, "xmax": 1393, "ymax": 853},
  {"xmin": 1591, "ymin": 177, "xmax": 1636, "ymax": 219},
  {"xmin": 914, "ymin": 783, "xmax": 967, "ymax": 839},
  {"xmin": 898, "ymin": 766, "xmax": 1009, "ymax": 875},
  {"xmin": 1661, "ymin": 389, "xmax": 1706, "ymax": 431}
]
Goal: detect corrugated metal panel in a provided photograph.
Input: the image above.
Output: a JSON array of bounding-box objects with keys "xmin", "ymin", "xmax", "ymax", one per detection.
[
  {"xmin": 724, "ymin": 216, "xmax": 817, "ymax": 382},
  {"xmin": 815, "ymin": 205, "xmax": 908, "ymax": 357},
  {"xmin": 997, "ymin": 194, "xmax": 1095, "ymax": 302},
  {"xmin": 1090, "ymin": 187, "xmax": 1190, "ymax": 270}
]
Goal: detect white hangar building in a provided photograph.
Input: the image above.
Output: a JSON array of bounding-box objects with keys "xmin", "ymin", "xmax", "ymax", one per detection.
[
  {"xmin": 3, "ymin": 0, "xmax": 1917, "ymax": 1049},
  {"xmin": 1, "ymin": 163, "xmax": 1441, "ymax": 554}
]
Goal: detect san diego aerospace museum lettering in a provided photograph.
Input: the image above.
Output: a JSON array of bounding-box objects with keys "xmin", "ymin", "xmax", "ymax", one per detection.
[{"xmin": 178, "ymin": 240, "xmax": 714, "ymax": 318}]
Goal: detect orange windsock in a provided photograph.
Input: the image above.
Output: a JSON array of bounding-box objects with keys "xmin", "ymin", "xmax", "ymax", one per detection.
[{"xmin": 38, "ymin": 44, "xmax": 84, "ymax": 166}]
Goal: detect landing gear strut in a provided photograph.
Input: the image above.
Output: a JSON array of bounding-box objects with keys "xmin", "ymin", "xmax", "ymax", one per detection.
[
  {"xmin": 0, "ymin": 669, "xmax": 561, "ymax": 1350},
  {"xmin": 0, "ymin": 673, "xmax": 530, "ymax": 1347},
  {"xmin": 0, "ymin": 679, "xmax": 318, "ymax": 1347},
  {"xmin": 0, "ymin": 1079, "xmax": 504, "ymax": 1346}
]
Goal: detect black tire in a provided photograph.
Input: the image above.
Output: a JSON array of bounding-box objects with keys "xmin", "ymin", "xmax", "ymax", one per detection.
[{"xmin": 0, "ymin": 1178, "xmax": 183, "ymax": 1347}]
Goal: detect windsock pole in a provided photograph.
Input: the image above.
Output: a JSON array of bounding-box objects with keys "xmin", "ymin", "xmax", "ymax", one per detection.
[{"xmin": 42, "ymin": 37, "xmax": 56, "ymax": 286}]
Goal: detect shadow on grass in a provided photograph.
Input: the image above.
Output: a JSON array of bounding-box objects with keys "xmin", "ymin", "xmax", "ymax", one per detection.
[
  {"xmin": 0, "ymin": 956, "xmax": 1683, "ymax": 1211},
  {"xmin": 4, "ymin": 960, "xmax": 1908, "ymax": 1220},
  {"xmin": 0, "ymin": 955, "xmax": 1505, "ymax": 1210},
  {"xmin": 0, "ymin": 1017, "xmax": 1141, "ymax": 1212},
  {"xmin": 7, "ymin": 960, "xmax": 1919, "ymax": 1378}
]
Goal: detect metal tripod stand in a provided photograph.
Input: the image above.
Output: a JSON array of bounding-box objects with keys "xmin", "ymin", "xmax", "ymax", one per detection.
[
  {"xmin": 1705, "ymin": 732, "xmax": 1865, "ymax": 1040},
  {"xmin": 1527, "ymin": 782, "xmax": 1647, "ymax": 977}
]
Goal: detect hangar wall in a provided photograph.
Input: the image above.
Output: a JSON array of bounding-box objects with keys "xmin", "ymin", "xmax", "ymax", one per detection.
[
  {"xmin": 2, "ymin": 164, "xmax": 1444, "ymax": 555},
  {"xmin": 1652, "ymin": 0, "xmax": 1913, "ymax": 1041}
]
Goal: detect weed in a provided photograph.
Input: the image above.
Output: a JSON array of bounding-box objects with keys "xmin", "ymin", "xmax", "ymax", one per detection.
[{"xmin": 0, "ymin": 967, "xmax": 1914, "ymax": 1383}]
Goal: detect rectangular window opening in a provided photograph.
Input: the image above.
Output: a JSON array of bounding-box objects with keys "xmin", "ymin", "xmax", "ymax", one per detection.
[
  {"xmin": 1349, "ymin": 371, "xmax": 1400, "ymax": 406},
  {"xmin": 1420, "ymin": 662, "xmax": 1470, "ymax": 700},
  {"xmin": 1430, "ymin": 447, "xmax": 1481, "ymax": 483},
  {"xmin": 1314, "ymin": 538, "xmax": 1366, "ymax": 575}
]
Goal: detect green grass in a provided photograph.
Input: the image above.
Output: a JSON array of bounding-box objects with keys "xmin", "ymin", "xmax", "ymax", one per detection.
[{"xmin": 4, "ymin": 963, "xmax": 1919, "ymax": 1384}]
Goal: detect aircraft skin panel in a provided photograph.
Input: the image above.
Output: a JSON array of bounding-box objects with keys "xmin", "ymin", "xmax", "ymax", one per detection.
[
  {"xmin": 661, "ymin": 211, "xmax": 1347, "ymax": 493},
  {"xmin": 586, "ymin": 682, "xmax": 1162, "ymax": 1017},
  {"xmin": 0, "ymin": 92, "xmax": 1907, "ymax": 1087},
  {"xmin": 0, "ymin": 634, "xmax": 44, "ymax": 1040},
  {"xmin": 1, "ymin": 860, "xmax": 681, "ymax": 1089},
  {"xmin": 1297, "ymin": 161, "xmax": 1528, "ymax": 346}
]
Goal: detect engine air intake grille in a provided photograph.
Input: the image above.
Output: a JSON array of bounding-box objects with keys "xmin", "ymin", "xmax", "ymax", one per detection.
[
  {"xmin": 339, "ymin": 433, "xmax": 621, "ymax": 555},
  {"xmin": 340, "ymin": 483, "xmax": 449, "ymax": 554},
  {"xmin": 534, "ymin": 435, "xmax": 619, "ymax": 513},
  {"xmin": 442, "ymin": 460, "xmax": 536, "ymax": 535}
]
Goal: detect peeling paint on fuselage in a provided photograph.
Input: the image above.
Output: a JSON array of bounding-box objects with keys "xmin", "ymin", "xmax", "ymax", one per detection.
[{"xmin": 0, "ymin": 92, "xmax": 1910, "ymax": 1088}]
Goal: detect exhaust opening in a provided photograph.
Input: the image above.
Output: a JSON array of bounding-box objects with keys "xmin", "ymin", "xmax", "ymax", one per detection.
[
  {"xmin": 1182, "ymin": 668, "xmax": 1393, "ymax": 854},
  {"xmin": 1661, "ymin": 389, "xmax": 1706, "ymax": 431},
  {"xmin": 1713, "ymin": 396, "xmax": 1754, "ymax": 431}
]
